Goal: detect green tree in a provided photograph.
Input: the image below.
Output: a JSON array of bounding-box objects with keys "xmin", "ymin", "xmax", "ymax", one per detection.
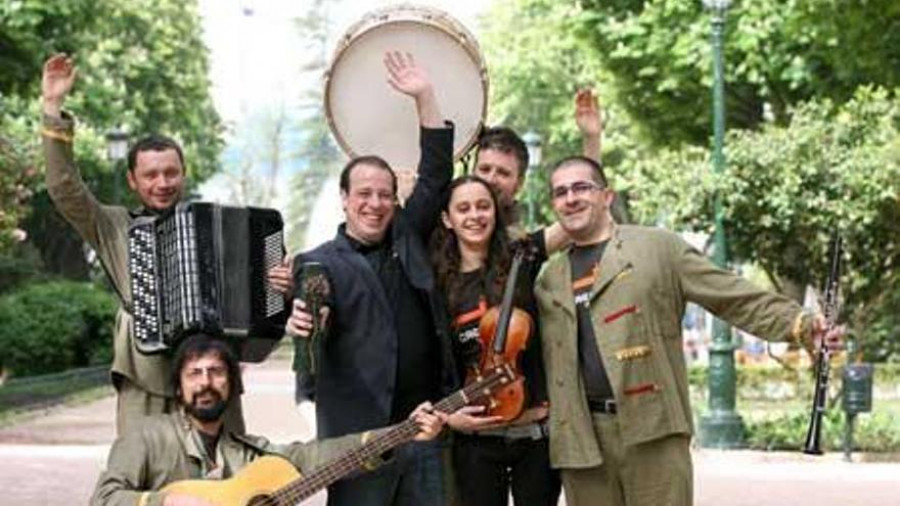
[
  {"xmin": 0, "ymin": 119, "xmax": 38, "ymax": 253},
  {"xmin": 621, "ymin": 88, "xmax": 900, "ymax": 358},
  {"xmin": 222, "ymin": 103, "xmax": 293, "ymax": 207},
  {"xmin": 480, "ymin": 0, "xmax": 626, "ymax": 224},
  {"xmin": 480, "ymin": 0, "xmax": 900, "ymax": 361},
  {"xmin": 285, "ymin": 0, "xmax": 344, "ymax": 252},
  {"xmin": 575, "ymin": 0, "xmax": 900, "ymax": 146},
  {"xmin": 0, "ymin": 0, "xmax": 222, "ymax": 278}
]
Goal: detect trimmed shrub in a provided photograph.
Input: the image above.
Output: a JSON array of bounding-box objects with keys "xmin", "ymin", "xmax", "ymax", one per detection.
[{"xmin": 0, "ymin": 280, "xmax": 115, "ymax": 377}]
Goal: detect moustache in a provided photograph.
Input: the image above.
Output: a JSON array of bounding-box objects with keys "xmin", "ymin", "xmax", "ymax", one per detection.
[
  {"xmin": 187, "ymin": 386, "xmax": 228, "ymax": 422},
  {"xmin": 191, "ymin": 386, "xmax": 223, "ymax": 406}
]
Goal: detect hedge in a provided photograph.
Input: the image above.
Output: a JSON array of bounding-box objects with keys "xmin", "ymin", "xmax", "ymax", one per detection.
[
  {"xmin": 0, "ymin": 280, "xmax": 116, "ymax": 377},
  {"xmin": 688, "ymin": 363, "xmax": 900, "ymax": 401},
  {"xmin": 744, "ymin": 410, "xmax": 900, "ymax": 453},
  {"xmin": 689, "ymin": 364, "xmax": 900, "ymax": 452}
]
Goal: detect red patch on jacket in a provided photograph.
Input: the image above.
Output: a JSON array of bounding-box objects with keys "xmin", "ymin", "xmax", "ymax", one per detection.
[
  {"xmin": 623, "ymin": 383, "xmax": 658, "ymax": 396},
  {"xmin": 603, "ymin": 305, "xmax": 638, "ymax": 323}
]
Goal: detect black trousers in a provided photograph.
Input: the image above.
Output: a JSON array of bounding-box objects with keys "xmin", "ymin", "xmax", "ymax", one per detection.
[{"xmin": 453, "ymin": 433, "xmax": 561, "ymax": 506}]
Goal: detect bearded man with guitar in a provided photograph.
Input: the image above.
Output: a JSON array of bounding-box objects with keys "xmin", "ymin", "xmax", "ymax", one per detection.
[{"xmin": 90, "ymin": 333, "xmax": 457, "ymax": 506}]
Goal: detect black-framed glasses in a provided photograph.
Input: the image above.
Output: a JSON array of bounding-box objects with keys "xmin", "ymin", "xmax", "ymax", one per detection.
[{"xmin": 551, "ymin": 180, "xmax": 604, "ymax": 201}]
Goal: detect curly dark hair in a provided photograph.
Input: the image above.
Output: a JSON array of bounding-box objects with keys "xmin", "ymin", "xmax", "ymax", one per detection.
[{"xmin": 430, "ymin": 176, "xmax": 512, "ymax": 313}]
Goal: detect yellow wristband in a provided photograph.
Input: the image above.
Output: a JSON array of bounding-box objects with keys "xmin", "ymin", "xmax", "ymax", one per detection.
[
  {"xmin": 138, "ymin": 491, "xmax": 151, "ymax": 506},
  {"xmin": 790, "ymin": 311, "xmax": 813, "ymax": 350},
  {"xmin": 41, "ymin": 128, "xmax": 73, "ymax": 143}
]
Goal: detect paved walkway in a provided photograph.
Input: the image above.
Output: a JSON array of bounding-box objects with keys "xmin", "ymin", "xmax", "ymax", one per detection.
[{"xmin": 1, "ymin": 358, "xmax": 897, "ymax": 505}]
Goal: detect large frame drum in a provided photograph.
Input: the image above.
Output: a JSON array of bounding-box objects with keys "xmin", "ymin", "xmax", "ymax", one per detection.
[{"xmin": 325, "ymin": 4, "xmax": 488, "ymax": 170}]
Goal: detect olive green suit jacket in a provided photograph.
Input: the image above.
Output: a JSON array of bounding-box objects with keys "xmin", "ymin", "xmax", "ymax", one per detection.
[
  {"xmin": 91, "ymin": 411, "xmax": 376, "ymax": 506},
  {"xmin": 43, "ymin": 113, "xmax": 172, "ymax": 397},
  {"xmin": 535, "ymin": 225, "xmax": 808, "ymax": 469}
]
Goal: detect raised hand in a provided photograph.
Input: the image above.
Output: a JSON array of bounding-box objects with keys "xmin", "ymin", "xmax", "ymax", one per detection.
[
  {"xmin": 42, "ymin": 54, "xmax": 78, "ymax": 117},
  {"xmin": 384, "ymin": 51, "xmax": 433, "ymax": 99},
  {"xmin": 384, "ymin": 50, "xmax": 441, "ymax": 127},
  {"xmin": 574, "ymin": 88, "xmax": 603, "ymax": 137}
]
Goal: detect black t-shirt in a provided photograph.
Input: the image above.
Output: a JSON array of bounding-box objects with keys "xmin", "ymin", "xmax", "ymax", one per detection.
[
  {"xmin": 448, "ymin": 231, "xmax": 550, "ymax": 407},
  {"xmin": 570, "ymin": 241, "xmax": 615, "ymax": 403},
  {"xmin": 198, "ymin": 429, "xmax": 220, "ymax": 463},
  {"xmin": 345, "ymin": 230, "xmax": 441, "ymax": 423},
  {"xmin": 451, "ymin": 270, "xmax": 488, "ymax": 372}
]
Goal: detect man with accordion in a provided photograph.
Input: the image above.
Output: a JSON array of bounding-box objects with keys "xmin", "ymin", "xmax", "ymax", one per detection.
[{"xmin": 41, "ymin": 54, "xmax": 293, "ymax": 436}]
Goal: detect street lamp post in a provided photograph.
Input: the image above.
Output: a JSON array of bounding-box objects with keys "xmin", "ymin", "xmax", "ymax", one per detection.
[
  {"xmin": 106, "ymin": 127, "xmax": 129, "ymax": 205},
  {"xmin": 522, "ymin": 131, "xmax": 542, "ymax": 229},
  {"xmin": 698, "ymin": 0, "xmax": 744, "ymax": 449}
]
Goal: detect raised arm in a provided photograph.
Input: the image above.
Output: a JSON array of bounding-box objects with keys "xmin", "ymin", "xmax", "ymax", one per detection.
[
  {"xmin": 40, "ymin": 54, "xmax": 112, "ymax": 249},
  {"xmin": 575, "ymin": 89, "xmax": 603, "ymax": 164},
  {"xmin": 383, "ymin": 51, "xmax": 453, "ymax": 237}
]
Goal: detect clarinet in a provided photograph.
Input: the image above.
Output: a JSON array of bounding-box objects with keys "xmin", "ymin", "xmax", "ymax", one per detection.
[{"xmin": 802, "ymin": 233, "xmax": 842, "ymax": 455}]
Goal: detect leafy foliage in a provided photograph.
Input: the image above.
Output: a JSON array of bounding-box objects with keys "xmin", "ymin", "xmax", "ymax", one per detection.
[
  {"xmin": 480, "ymin": 0, "xmax": 900, "ymax": 361},
  {"xmin": 0, "ymin": 0, "xmax": 222, "ymax": 276},
  {"xmin": 619, "ymin": 88, "xmax": 900, "ymax": 356},
  {"xmin": 0, "ymin": 280, "xmax": 115, "ymax": 377},
  {"xmin": 744, "ymin": 410, "xmax": 900, "ymax": 453},
  {"xmin": 576, "ymin": 0, "xmax": 900, "ymax": 146},
  {"xmin": 0, "ymin": 122, "xmax": 39, "ymax": 252},
  {"xmin": 0, "ymin": 0, "xmax": 222, "ymax": 188},
  {"xmin": 285, "ymin": 0, "xmax": 344, "ymax": 251},
  {"xmin": 479, "ymin": 0, "xmax": 626, "ymax": 224},
  {"xmin": 688, "ymin": 364, "xmax": 900, "ymax": 451}
]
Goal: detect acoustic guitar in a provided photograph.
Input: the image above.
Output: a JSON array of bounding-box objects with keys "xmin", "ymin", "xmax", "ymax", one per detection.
[{"xmin": 161, "ymin": 363, "xmax": 516, "ymax": 505}]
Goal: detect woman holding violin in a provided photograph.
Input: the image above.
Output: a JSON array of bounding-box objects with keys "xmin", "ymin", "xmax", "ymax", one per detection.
[{"xmin": 430, "ymin": 175, "xmax": 560, "ymax": 506}]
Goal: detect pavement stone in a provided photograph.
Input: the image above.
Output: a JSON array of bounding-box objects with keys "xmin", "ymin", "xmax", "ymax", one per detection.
[{"xmin": 1, "ymin": 358, "xmax": 897, "ymax": 506}]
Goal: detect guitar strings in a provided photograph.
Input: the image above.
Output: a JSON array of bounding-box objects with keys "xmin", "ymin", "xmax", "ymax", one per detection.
[{"xmin": 260, "ymin": 371, "xmax": 507, "ymax": 505}]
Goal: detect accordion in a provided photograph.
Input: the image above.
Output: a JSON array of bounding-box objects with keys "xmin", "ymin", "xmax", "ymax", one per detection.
[{"xmin": 128, "ymin": 202, "xmax": 287, "ymax": 361}]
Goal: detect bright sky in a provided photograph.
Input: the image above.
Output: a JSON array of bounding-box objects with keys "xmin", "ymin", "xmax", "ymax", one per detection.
[
  {"xmin": 199, "ymin": 0, "xmax": 488, "ymax": 124},
  {"xmin": 197, "ymin": 0, "xmax": 490, "ymax": 247}
]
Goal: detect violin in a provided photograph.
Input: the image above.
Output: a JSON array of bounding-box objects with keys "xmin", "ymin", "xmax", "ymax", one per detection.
[{"xmin": 465, "ymin": 248, "xmax": 533, "ymax": 422}]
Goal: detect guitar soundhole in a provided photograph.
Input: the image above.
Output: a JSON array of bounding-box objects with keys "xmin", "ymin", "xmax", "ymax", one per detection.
[{"xmin": 248, "ymin": 494, "xmax": 280, "ymax": 506}]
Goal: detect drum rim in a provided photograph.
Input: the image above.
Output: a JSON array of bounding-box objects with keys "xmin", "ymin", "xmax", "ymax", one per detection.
[{"xmin": 323, "ymin": 4, "xmax": 489, "ymax": 163}]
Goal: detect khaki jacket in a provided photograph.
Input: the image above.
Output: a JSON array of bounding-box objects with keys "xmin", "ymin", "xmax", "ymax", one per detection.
[
  {"xmin": 91, "ymin": 411, "xmax": 374, "ymax": 506},
  {"xmin": 535, "ymin": 225, "xmax": 808, "ymax": 469},
  {"xmin": 43, "ymin": 114, "xmax": 171, "ymax": 396}
]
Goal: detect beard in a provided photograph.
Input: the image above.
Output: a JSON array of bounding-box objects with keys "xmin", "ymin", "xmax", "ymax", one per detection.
[{"xmin": 185, "ymin": 387, "xmax": 228, "ymax": 422}]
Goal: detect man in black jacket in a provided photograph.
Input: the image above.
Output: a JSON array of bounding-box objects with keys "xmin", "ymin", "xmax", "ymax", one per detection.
[{"xmin": 286, "ymin": 52, "xmax": 457, "ymax": 506}]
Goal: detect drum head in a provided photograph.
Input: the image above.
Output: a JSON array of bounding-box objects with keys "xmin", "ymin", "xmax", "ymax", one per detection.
[{"xmin": 325, "ymin": 7, "xmax": 487, "ymax": 170}]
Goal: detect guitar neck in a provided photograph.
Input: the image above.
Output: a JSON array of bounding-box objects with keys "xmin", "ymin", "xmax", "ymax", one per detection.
[{"xmin": 278, "ymin": 368, "xmax": 511, "ymax": 503}]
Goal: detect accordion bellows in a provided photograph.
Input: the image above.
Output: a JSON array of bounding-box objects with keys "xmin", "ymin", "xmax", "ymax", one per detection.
[{"xmin": 128, "ymin": 202, "xmax": 288, "ymax": 362}]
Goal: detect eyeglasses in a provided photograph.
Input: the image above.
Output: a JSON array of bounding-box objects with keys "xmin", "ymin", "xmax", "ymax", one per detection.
[{"xmin": 551, "ymin": 181, "xmax": 605, "ymax": 201}]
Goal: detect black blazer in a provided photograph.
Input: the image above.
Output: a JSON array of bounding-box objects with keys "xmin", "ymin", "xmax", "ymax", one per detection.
[{"xmin": 296, "ymin": 125, "xmax": 459, "ymax": 438}]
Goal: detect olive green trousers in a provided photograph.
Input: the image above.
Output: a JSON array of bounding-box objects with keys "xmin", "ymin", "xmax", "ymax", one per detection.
[{"xmin": 560, "ymin": 413, "xmax": 692, "ymax": 506}]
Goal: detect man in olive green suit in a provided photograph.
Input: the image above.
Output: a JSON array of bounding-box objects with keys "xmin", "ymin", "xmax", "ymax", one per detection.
[
  {"xmin": 40, "ymin": 54, "xmax": 294, "ymax": 435},
  {"xmin": 92, "ymin": 334, "xmax": 445, "ymax": 506},
  {"xmin": 534, "ymin": 156, "xmax": 842, "ymax": 506}
]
